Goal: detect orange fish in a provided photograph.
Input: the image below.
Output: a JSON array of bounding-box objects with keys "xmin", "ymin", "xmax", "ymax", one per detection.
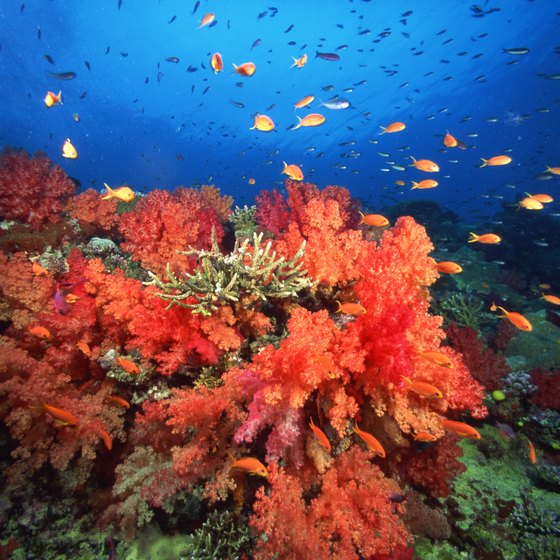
[
  {"xmin": 402, "ymin": 376, "xmax": 443, "ymax": 399},
  {"xmin": 358, "ymin": 211, "xmax": 389, "ymax": 227},
  {"xmin": 416, "ymin": 350, "xmax": 453, "ymax": 368},
  {"xmin": 309, "ymin": 418, "xmax": 331, "ymax": 452},
  {"xmin": 545, "ymin": 165, "xmax": 560, "ymax": 175},
  {"xmin": 410, "ymin": 157, "xmax": 439, "ymax": 172},
  {"xmin": 210, "ymin": 52, "xmax": 223, "ymax": 73},
  {"xmin": 105, "ymin": 394, "xmax": 131, "ymax": 409},
  {"xmin": 248, "ymin": 178, "xmax": 256, "ymax": 185},
  {"xmin": 525, "ymin": 193, "xmax": 553, "ymax": 204},
  {"xmin": 480, "ymin": 155, "xmax": 512, "ymax": 167},
  {"xmin": 518, "ymin": 197, "xmax": 543, "ymax": 211},
  {"xmin": 294, "ymin": 95, "xmax": 314, "ymax": 109},
  {"xmin": 293, "ymin": 113, "xmax": 325, "ymax": 129},
  {"xmin": 76, "ymin": 341, "xmax": 92, "ymax": 356},
  {"xmin": 98, "ymin": 428, "xmax": 112, "ymax": 450},
  {"xmin": 65, "ymin": 293, "xmax": 80, "ymax": 304},
  {"xmin": 29, "ymin": 325, "xmax": 51, "ymax": 340},
  {"xmin": 442, "ymin": 419, "xmax": 481, "ymax": 439},
  {"xmin": 435, "ymin": 261, "xmax": 463, "ymax": 274},
  {"xmin": 282, "ymin": 162, "xmax": 303, "ymax": 181},
  {"xmin": 352, "ymin": 425, "xmax": 386, "ymax": 457},
  {"xmin": 290, "ymin": 53, "xmax": 307, "ymax": 68},
  {"xmin": 411, "ymin": 179, "xmax": 438, "ymax": 190},
  {"xmin": 42, "ymin": 403, "xmax": 79, "ymax": 426},
  {"xmin": 250, "ymin": 114, "xmax": 275, "ymax": 132},
  {"xmin": 101, "ymin": 183, "xmax": 135, "ymax": 202},
  {"xmin": 197, "ymin": 12, "xmax": 215, "ymax": 29},
  {"xmin": 468, "ymin": 232, "xmax": 501, "ymax": 244},
  {"xmin": 44, "ymin": 90, "xmax": 62, "ymax": 108},
  {"xmin": 443, "ymin": 131, "xmax": 458, "ymax": 148},
  {"xmin": 62, "ymin": 138, "xmax": 77, "ymax": 159},
  {"xmin": 542, "ymin": 293, "xmax": 560, "ymax": 305},
  {"xmin": 380, "ymin": 122, "xmax": 406, "ymax": 134},
  {"xmin": 116, "ymin": 357, "xmax": 140, "ymax": 374},
  {"xmin": 230, "ymin": 456, "xmax": 268, "ymax": 477},
  {"xmin": 395, "ymin": 180, "xmax": 406, "ymax": 186},
  {"xmin": 491, "ymin": 305, "xmax": 533, "ymax": 332},
  {"xmin": 233, "ymin": 62, "xmax": 256, "ymax": 76},
  {"xmin": 312, "ymin": 354, "xmax": 336, "ymax": 379},
  {"xmin": 414, "ymin": 431, "xmax": 438, "ymax": 442},
  {"xmin": 32, "ymin": 261, "xmax": 49, "ymax": 276},
  {"xmin": 335, "ymin": 301, "xmax": 366, "ymax": 315},
  {"xmin": 527, "ymin": 438, "xmax": 537, "ymax": 464}
]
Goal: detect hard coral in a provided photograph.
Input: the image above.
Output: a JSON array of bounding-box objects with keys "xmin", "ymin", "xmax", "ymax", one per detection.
[
  {"xmin": 118, "ymin": 187, "xmax": 231, "ymax": 276},
  {"xmin": 0, "ymin": 148, "xmax": 75, "ymax": 229}
]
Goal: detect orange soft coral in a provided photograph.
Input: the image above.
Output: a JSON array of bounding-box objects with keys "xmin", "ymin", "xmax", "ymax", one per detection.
[{"xmin": 65, "ymin": 188, "xmax": 119, "ymax": 234}]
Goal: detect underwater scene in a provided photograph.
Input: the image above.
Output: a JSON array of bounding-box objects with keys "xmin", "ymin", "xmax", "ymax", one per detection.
[{"xmin": 1, "ymin": 0, "xmax": 560, "ymax": 559}]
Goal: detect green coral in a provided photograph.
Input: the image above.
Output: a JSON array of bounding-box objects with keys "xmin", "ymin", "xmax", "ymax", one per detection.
[
  {"xmin": 230, "ymin": 205, "xmax": 258, "ymax": 238},
  {"xmin": 146, "ymin": 229, "xmax": 313, "ymax": 315},
  {"xmin": 437, "ymin": 290, "xmax": 488, "ymax": 329}
]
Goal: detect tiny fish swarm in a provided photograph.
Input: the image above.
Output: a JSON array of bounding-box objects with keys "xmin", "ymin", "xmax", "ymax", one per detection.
[{"xmin": 0, "ymin": 175, "xmax": 489, "ymax": 558}]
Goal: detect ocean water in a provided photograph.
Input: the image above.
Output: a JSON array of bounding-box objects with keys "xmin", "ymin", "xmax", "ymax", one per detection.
[{"xmin": 1, "ymin": 1, "xmax": 560, "ymax": 559}]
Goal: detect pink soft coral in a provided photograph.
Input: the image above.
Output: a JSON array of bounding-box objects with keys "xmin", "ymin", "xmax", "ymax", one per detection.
[{"xmin": 0, "ymin": 148, "xmax": 75, "ymax": 229}]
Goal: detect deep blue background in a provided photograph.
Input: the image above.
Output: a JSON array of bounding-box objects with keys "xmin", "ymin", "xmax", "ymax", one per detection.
[{"xmin": 1, "ymin": 0, "xmax": 559, "ymax": 219}]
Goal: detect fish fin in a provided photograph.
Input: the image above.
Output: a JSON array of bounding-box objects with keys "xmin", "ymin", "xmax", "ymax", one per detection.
[
  {"xmin": 467, "ymin": 232, "xmax": 478, "ymax": 243},
  {"xmin": 358, "ymin": 210, "xmax": 365, "ymax": 225},
  {"xmin": 293, "ymin": 116, "xmax": 302, "ymax": 129},
  {"xmin": 282, "ymin": 161, "xmax": 288, "ymax": 172},
  {"xmin": 410, "ymin": 181, "xmax": 418, "ymax": 190},
  {"xmin": 409, "ymin": 155, "xmax": 416, "ymax": 166},
  {"xmin": 479, "ymin": 158, "xmax": 488, "ymax": 167},
  {"xmin": 101, "ymin": 182, "xmax": 114, "ymax": 200},
  {"xmin": 378, "ymin": 126, "xmax": 386, "ymax": 135},
  {"xmin": 334, "ymin": 300, "xmax": 342, "ymax": 313},
  {"xmin": 58, "ymin": 90, "xmax": 63, "ymax": 104},
  {"xmin": 401, "ymin": 376, "xmax": 412, "ymax": 385}
]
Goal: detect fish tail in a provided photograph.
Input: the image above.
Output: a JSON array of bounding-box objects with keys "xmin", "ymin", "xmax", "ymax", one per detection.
[
  {"xmin": 334, "ymin": 300, "xmax": 342, "ymax": 313},
  {"xmin": 58, "ymin": 90, "xmax": 63, "ymax": 104},
  {"xmin": 358, "ymin": 211, "xmax": 365, "ymax": 225},
  {"xmin": 378, "ymin": 126, "xmax": 387, "ymax": 135},
  {"xmin": 479, "ymin": 158, "xmax": 488, "ymax": 167},
  {"xmin": 410, "ymin": 181, "xmax": 418, "ymax": 190},
  {"xmin": 101, "ymin": 182, "xmax": 114, "ymax": 200},
  {"xmin": 467, "ymin": 232, "xmax": 478, "ymax": 243},
  {"xmin": 409, "ymin": 156, "xmax": 416, "ymax": 166},
  {"xmin": 315, "ymin": 50, "xmax": 320, "ymax": 58},
  {"xmin": 293, "ymin": 116, "xmax": 303, "ymax": 130},
  {"xmin": 401, "ymin": 376, "xmax": 412, "ymax": 385}
]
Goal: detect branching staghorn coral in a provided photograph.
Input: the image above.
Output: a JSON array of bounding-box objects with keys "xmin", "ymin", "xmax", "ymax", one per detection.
[
  {"xmin": 230, "ymin": 204, "xmax": 258, "ymax": 238},
  {"xmin": 146, "ymin": 229, "xmax": 313, "ymax": 315},
  {"xmin": 438, "ymin": 290, "xmax": 487, "ymax": 329}
]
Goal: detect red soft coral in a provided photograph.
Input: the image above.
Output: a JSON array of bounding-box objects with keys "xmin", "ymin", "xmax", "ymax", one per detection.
[
  {"xmin": 118, "ymin": 187, "xmax": 230, "ymax": 275},
  {"xmin": 529, "ymin": 368, "xmax": 560, "ymax": 410},
  {"xmin": 65, "ymin": 188, "xmax": 119, "ymax": 234},
  {"xmin": 0, "ymin": 148, "xmax": 75, "ymax": 229}
]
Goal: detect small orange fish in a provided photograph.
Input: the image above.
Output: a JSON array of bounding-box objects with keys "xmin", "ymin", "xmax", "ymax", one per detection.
[
  {"xmin": 32, "ymin": 261, "xmax": 49, "ymax": 276},
  {"xmin": 518, "ymin": 197, "xmax": 543, "ymax": 211},
  {"xmin": 358, "ymin": 211, "xmax": 389, "ymax": 227},
  {"xmin": 402, "ymin": 376, "xmax": 443, "ymax": 399},
  {"xmin": 435, "ymin": 261, "xmax": 463, "ymax": 274},
  {"xmin": 416, "ymin": 350, "xmax": 453, "ymax": 368},
  {"xmin": 335, "ymin": 301, "xmax": 366, "ymax": 315},
  {"xmin": 480, "ymin": 155, "xmax": 512, "ymax": 167},
  {"xmin": 527, "ymin": 438, "xmax": 537, "ymax": 464},
  {"xmin": 290, "ymin": 53, "xmax": 307, "ymax": 68},
  {"xmin": 233, "ymin": 62, "xmax": 256, "ymax": 76},
  {"xmin": 250, "ymin": 114, "xmax": 275, "ymax": 132},
  {"xmin": 525, "ymin": 193, "xmax": 553, "ymax": 204},
  {"xmin": 312, "ymin": 353, "xmax": 336, "ymax": 379},
  {"xmin": 210, "ymin": 52, "xmax": 223, "ymax": 73},
  {"xmin": 353, "ymin": 424, "xmax": 386, "ymax": 457},
  {"xmin": 98, "ymin": 428, "xmax": 112, "ymax": 450},
  {"xmin": 411, "ymin": 179, "xmax": 438, "ymax": 190},
  {"xmin": 293, "ymin": 113, "xmax": 325, "ymax": 129},
  {"xmin": 414, "ymin": 431, "xmax": 438, "ymax": 442},
  {"xmin": 468, "ymin": 232, "xmax": 501, "ymax": 244},
  {"xmin": 62, "ymin": 138, "xmax": 78, "ymax": 159},
  {"xmin": 309, "ymin": 418, "xmax": 331, "ymax": 452},
  {"xmin": 395, "ymin": 180, "xmax": 406, "ymax": 186},
  {"xmin": 101, "ymin": 183, "xmax": 135, "ymax": 202},
  {"xmin": 294, "ymin": 95, "xmax": 314, "ymax": 109},
  {"xmin": 76, "ymin": 341, "xmax": 92, "ymax": 356},
  {"xmin": 410, "ymin": 157, "xmax": 439, "ymax": 172},
  {"xmin": 105, "ymin": 394, "xmax": 131, "ymax": 409},
  {"xmin": 282, "ymin": 162, "xmax": 303, "ymax": 181},
  {"xmin": 29, "ymin": 325, "xmax": 51, "ymax": 339},
  {"xmin": 442, "ymin": 419, "xmax": 481, "ymax": 439},
  {"xmin": 443, "ymin": 131, "xmax": 458, "ymax": 148},
  {"xmin": 65, "ymin": 293, "xmax": 80, "ymax": 304},
  {"xmin": 491, "ymin": 305, "xmax": 533, "ymax": 332},
  {"xmin": 198, "ymin": 12, "xmax": 215, "ymax": 29},
  {"xmin": 230, "ymin": 456, "xmax": 268, "ymax": 477},
  {"xmin": 248, "ymin": 178, "xmax": 256, "ymax": 185},
  {"xmin": 380, "ymin": 122, "xmax": 406, "ymax": 134},
  {"xmin": 116, "ymin": 357, "xmax": 140, "ymax": 374},
  {"xmin": 542, "ymin": 293, "xmax": 560, "ymax": 305},
  {"xmin": 44, "ymin": 90, "xmax": 62, "ymax": 108},
  {"xmin": 42, "ymin": 403, "xmax": 79, "ymax": 426},
  {"xmin": 545, "ymin": 165, "xmax": 560, "ymax": 175}
]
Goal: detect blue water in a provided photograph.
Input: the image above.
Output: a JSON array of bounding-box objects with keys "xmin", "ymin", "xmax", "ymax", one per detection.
[{"xmin": 1, "ymin": 0, "xmax": 559, "ymax": 217}]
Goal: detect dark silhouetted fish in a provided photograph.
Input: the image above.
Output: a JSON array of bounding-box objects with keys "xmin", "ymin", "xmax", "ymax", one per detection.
[
  {"xmin": 251, "ymin": 38, "xmax": 262, "ymax": 50},
  {"xmin": 84, "ymin": 61, "xmax": 91, "ymax": 70},
  {"xmin": 503, "ymin": 47, "xmax": 529, "ymax": 55},
  {"xmin": 315, "ymin": 51, "xmax": 340, "ymax": 61},
  {"xmin": 192, "ymin": 1, "xmax": 200, "ymax": 13},
  {"xmin": 44, "ymin": 54, "xmax": 55, "ymax": 64},
  {"xmin": 284, "ymin": 24, "xmax": 294, "ymax": 33},
  {"xmin": 48, "ymin": 71, "xmax": 76, "ymax": 80},
  {"xmin": 230, "ymin": 100, "xmax": 245, "ymax": 108},
  {"xmin": 166, "ymin": 56, "xmax": 180, "ymax": 63},
  {"xmin": 168, "ymin": 15, "xmax": 177, "ymax": 23}
]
